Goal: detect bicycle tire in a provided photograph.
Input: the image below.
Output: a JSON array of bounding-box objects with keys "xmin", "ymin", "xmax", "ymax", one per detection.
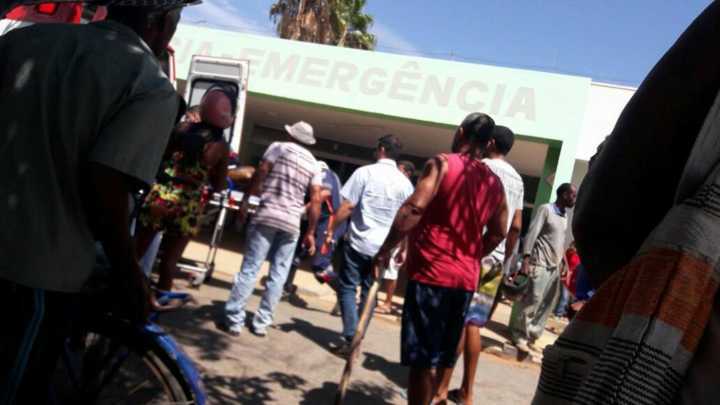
[{"xmin": 57, "ymin": 316, "xmax": 196, "ymax": 404}]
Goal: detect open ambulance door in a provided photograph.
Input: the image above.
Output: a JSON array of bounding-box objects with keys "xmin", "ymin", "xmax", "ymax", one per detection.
[{"xmin": 183, "ymin": 55, "xmax": 249, "ymax": 155}]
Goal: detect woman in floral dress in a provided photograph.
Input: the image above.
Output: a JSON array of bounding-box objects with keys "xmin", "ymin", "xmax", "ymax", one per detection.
[{"xmin": 135, "ymin": 85, "xmax": 235, "ymax": 292}]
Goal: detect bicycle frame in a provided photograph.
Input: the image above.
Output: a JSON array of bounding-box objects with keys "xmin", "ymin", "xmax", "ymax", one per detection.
[
  {"xmin": 143, "ymin": 322, "xmax": 207, "ymax": 405},
  {"xmin": 61, "ymin": 313, "xmax": 207, "ymax": 405}
]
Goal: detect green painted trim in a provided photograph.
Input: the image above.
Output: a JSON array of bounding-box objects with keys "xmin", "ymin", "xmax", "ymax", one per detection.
[
  {"xmin": 534, "ymin": 144, "xmax": 561, "ymax": 212},
  {"xmin": 248, "ymin": 91, "xmax": 562, "ymax": 147}
]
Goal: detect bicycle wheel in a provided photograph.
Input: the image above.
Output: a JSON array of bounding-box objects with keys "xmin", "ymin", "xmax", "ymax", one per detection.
[{"xmin": 53, "ymin": 317, "xmax": 195, "ymax": 404}]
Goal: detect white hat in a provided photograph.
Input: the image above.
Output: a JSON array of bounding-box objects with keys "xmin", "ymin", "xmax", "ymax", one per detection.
[{"xmin": 284, "ymin": 121, "xmax": 316, "ymax": 145}]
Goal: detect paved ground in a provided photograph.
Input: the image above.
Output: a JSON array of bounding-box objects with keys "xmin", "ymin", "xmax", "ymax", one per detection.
[{"xmin": 154, "ymin": 236, "xmax": 552, "ymax": 404}]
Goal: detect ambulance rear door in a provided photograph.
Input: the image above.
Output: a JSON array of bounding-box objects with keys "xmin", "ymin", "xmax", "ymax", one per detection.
[{"xmin": 184, "ymin": 55, "xmax": 250, "ymax": 155}]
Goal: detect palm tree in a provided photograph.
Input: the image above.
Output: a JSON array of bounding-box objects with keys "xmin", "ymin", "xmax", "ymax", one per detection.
[
  {"xmin": 333, "ymin": 0, "xmax": 376, "ymax": 50},
  {"xmin": 269, "ymin": 0, "xmax": 376, "ymax": 50}
]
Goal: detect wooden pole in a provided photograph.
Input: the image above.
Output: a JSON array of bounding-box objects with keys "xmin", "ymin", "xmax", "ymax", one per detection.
[{"xmin": 334, "ymin": 278, "xmax": 381, "ymax": 405}]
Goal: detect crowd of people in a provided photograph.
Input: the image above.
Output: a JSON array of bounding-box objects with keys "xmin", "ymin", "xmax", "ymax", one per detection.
[
  {"xmin": 5, "ymin": 0, "xmax": 720, "ymax": 404},
  {"xmin": 0, "ymin": 0, "xmax": 585, "ymax": 398}
]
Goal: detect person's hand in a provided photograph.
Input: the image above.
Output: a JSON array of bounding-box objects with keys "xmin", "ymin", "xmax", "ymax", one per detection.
[
  {"xmin": 372, "ymin": 249, "xmax": 392, "ymax": 279},
  {"xmin": 520, "ymin": 258, "xmax": 531, "ymax": 276},
  {"xmin": 323, "ymin": 230, "xmax": 334, "ymax": 249},
  {"xmin": 302, "ymin": 232, "xmax": 316, "ymax": 256},
  {"xmin": 393, "ymin": 249, "xmax": 406, "ymax": 266},
  {"xmin": 112, "ymin": 262, "xmax": 151, "ymax": 325},
  {"xmin": 237, "ymin": 200, "xmax": 250, "ymax": 224}
]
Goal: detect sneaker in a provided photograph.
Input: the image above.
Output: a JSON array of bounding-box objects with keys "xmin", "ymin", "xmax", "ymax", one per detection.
[
  {"xmin": 216, "ymin": 320, "xmax": 242, "ymax": 337},
  {"xmin": 330, "ymin": 341, "xmax": 353, "ymax": 358},
  {"xmin": 251, "ymin": 325, "xmax": 268, "ymax": 337},
  {"xmin": 314, "ymin": 269, "xmax": 337, "ymax": 284},
  {"xmin": 514, "ymin": 338, "xmax": 530, "ymax": 353}
]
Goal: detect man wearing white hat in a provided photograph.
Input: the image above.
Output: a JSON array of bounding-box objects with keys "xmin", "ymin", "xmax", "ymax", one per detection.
[{"xmin": 221, "ymin": 121, "xmax": 323, "ymax": 337}]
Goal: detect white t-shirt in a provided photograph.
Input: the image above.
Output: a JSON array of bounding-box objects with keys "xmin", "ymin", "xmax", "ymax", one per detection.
[
  {"xmin": 483, "ymin": 158, "xmax": 525, "ymax": 263},
  {"xmin": 341, "ymin": 159, "xmax": 414, "ymax": 257}
]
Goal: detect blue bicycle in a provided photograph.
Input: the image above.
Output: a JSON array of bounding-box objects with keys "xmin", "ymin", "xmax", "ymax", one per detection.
[{"xmin": 51, "ymin": 281, "xmax": 207, "ymax": 404}]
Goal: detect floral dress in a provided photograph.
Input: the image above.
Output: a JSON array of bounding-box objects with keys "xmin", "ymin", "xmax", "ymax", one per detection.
[{"xmin": 139, "ymin": 127, "xmax": 220, "ymax": 237}]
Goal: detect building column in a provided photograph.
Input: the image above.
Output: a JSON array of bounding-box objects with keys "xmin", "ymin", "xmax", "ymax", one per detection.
[{"xmin": 533, "ymin": 144, "xmax": 561, "ymax": 211}]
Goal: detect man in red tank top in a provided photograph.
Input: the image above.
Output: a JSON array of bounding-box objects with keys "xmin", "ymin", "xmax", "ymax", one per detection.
[{"xmin": 373, "ymin": 113, "xmax": 509, "ymax": 405}]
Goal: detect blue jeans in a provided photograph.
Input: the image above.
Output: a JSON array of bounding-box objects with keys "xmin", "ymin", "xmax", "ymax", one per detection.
[
  {"xmin": 225, "ymin": 223, "xmax": 299, "ymax": 332},
  {"xmin": 337, "ymin": 244, "xmax": 375, "ymax": 341},
  {"xmin": 554, "ymin": 284, "xmax": 570, "ymax": 317}
]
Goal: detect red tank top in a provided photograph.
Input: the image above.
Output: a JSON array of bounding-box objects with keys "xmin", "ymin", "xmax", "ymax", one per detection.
[{"xmin": 407, "ymin": 153, "xmax": 505, "ymax": 291}]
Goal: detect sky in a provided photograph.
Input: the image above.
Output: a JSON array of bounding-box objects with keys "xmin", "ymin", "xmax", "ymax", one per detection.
[{"xmin": 184, "ymin": 0, "xmax": 712, "ymax": 87}]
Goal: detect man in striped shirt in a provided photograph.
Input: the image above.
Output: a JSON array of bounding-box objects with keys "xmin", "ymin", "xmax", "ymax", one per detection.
[{"xmin": 221, "ymin": 121, "xmax": 323, "ymax": 337}]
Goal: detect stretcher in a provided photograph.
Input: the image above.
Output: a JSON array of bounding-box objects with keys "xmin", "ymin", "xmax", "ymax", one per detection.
[{"xmin": 178, "ymin": 189, "xmax": 259, "ymax": 286}]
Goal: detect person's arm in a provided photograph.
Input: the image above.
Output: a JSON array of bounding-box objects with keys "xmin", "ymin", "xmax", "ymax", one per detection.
[
  {"xmin": 238, "ymin": 159, "xmax": 272, "ymax": 221},
  {"xmin": 520, "ymin": 205, "xmax": 548, "ymax": 274},
  {"xmin": 241, "ymin": 142, "xmax": 284, "ymax": 212},
  {"xmin": 481, "ymin": 196, "xmax": 508, "ymax": 258},
  {"xmin": 303, "ymin": 185, "xmax": 323, "ymax": 255},
  {"xmin": 325, "ymin": 167, "xmax": 366, "ymax": 244},
  {"xmin": 86, "ymin": 164, "xmax": 150, "ymax": 323},
  {"xmin": 503, "ymin": 209, "xmax": 523, "ymax": 264},
  {"xmin": 87, "ymin": 84, "xmax": 178, "ymax": 324},
  {"xmin": 205, "ymin": 143, "xmax": 229, "ymax": 191},
  {"xmin": 372, "ymin": 156, "xmax": 446, "ymax": 276}
]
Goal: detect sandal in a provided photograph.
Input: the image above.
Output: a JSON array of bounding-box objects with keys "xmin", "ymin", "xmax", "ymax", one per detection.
[
  {"xmin": 447, "ymin": 389, "xmax": 465, "ymax": 404},
  {"xmin": 375, "ymin": 306, "xmax": 392, "ymax": 315}
]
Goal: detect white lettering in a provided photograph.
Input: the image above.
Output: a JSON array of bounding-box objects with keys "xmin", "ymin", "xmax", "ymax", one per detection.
[
  {"xmin": 326, "ymin": 62, "xmax": 358, "ymax": 92},
  {"xmin": 298, "ymin": 57, "xmax": 330, "ymax": 87},
  {"xmin": 360, "ymin": 68, "xmax": 387, "ymax": 96},
  {"xmin": 457, "ymin": 81, "xmax": 488, "ymax": 111},
  {"xmin": 389, "ymin": 62, "xmax": 422, "ymax": 102},
  {"xmin": 506, "ymin": 87, "xmax": 536, "ymax": 120},
  {"xmin": 420, "ymin": 75, "xmax": 455, "ymax": 107},
  {"xmin": 237, "ymin": 48, "xmax": 266, "ymax": 75},
  {"xmin": 490, "ymin": 84, "xmax": 506, "ymax": 115},
  {"xmin": 262, "ymin": 52, "xmax": 300, "ymax": 82}
]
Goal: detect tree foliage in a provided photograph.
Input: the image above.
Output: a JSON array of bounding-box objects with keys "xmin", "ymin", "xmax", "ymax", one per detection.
[{"xmin": 269, "ymin": 0, "xmax": 376, "ymax": 50}]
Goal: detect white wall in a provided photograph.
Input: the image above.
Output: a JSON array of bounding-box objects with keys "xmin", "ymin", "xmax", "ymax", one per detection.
[{"xmin": 575, "ymin": 82, "xmax": 635, "ymax": 161}]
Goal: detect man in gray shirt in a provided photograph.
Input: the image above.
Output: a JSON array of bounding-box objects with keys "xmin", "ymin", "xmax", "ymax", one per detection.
[
  {"xmin": 509, "ymin": 183, "xmax": 577, "ymax": 353},
  {"xmin": 0, "ymin": 2, "xmax": 191, "ymax": 402}
]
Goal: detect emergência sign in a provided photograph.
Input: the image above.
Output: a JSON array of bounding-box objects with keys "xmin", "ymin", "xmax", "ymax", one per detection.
[{"xmin": 174, "ymin": 37, "xmax": 537, "ymax": 122}]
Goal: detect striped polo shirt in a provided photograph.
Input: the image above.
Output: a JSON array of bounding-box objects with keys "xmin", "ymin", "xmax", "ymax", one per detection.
[{"xmin": 251, "ymin": 142, "xmax": 322, "ymax": 235}]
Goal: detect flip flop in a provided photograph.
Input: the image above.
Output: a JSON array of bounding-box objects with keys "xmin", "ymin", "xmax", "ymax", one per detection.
[
  {"xmin": 447, "ymin": 389, "xmax": 465, "ymax": 404},
  {"xmin": 375, "ymin": 306, "xmax": 392, "ymax": 315}
]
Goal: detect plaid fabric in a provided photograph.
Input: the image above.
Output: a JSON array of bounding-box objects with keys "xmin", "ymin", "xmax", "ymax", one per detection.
[{"xmin": 534, "ymin": 244, "xmax": 719, "ymax": 404}]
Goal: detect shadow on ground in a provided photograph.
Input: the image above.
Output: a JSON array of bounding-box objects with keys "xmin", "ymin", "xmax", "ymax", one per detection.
[
  {"xmin": 202, "ymin": 371, "xmax": 396, "ymax": 404},
  {"xmin": 276, "ymin": 317, "xmax": 346, "ymax": 353},
  {"xmin": 301, "ymin": 381, "xmax": 396, "ymax": 405},
  {"xmin": 362, "ymin": 352, "xmax": 407, "ymax": 390},
  {"xmin": 485, "ymin": 319, "xmax": 513, "ymax": 342},
  {"xmin": 157, "ymin": 300, "xmax": 232, "ymax": 362},
  {"xmin": 203, "ymin": 371, "xmax": 307, "ymax": 403}
]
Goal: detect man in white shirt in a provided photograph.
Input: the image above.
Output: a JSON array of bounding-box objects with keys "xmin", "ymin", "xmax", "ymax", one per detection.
[
  {"xmin": 434, "ymin": 125, "xmax": 525, "ymax": 405},
  {"xmin": 325, "ymin": 135, "xmax": 414, "ymax": 352}
]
